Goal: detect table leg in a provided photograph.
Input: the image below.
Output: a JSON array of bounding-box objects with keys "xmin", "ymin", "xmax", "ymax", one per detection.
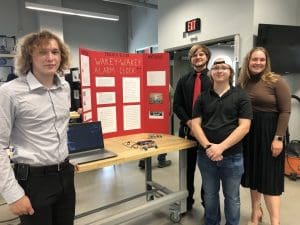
[
  {"xmin": 179, "ymin": 149, "xmax": 187, "ymax": 213},
  {"xmin": 145, "ymin": 157, "xmax": 154, "ymax": 201}
]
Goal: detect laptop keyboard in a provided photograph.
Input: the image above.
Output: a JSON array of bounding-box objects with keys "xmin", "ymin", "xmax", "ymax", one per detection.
[{"xmin": 70, "ymin": 150, "xmax": 101, "ymax": 158}]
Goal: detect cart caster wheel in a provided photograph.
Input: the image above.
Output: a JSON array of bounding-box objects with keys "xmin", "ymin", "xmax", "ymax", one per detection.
[
  {"xmin": 146, "ymin": 194, "xmax": 154, "ymax": 201},
  {"xmin": 170, "ymin": 212, "xmax": 181, "ymax": 223}
]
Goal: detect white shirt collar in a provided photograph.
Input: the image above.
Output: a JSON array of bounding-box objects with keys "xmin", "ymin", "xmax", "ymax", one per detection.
[{"xmin": 26, "ymin": 71, "xmax": 63, "ymax": 90}]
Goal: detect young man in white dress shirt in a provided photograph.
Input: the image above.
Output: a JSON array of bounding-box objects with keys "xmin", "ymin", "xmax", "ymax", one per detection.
[{"xmin": 0, "ymin": 30, "xmax": 75, "ymax": 225}]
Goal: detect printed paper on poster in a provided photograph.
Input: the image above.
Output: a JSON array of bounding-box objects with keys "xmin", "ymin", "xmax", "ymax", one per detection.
[
  {"xmin": 83, "ymin": 111, "xmax": 92, "ymax": 121},
  {"xmin": 97, "ymin": 106, "xmax": 117, "ymax": 133},
  {"xmin": 122, "ymin": 77, "xmax": 140, "ymax": 103},
  {"xmin": 123, "ymin": 105, "xmax": 141, "ymax": 130},
  {"xmin": 96, "ymin": 92, "xmax": 116, "ymax": 104},
  {"xmin": 95, "ymin": 77, "xmax": 115, "ymax": 87},
  {"xmin": 82, "ymin": 88, "xmax": 91, "ymax": 111},
  {"xmin": 147, "ymin": 71, "xmax": 166, "ymax": 86},
  {"xmin": 80, "ymin": 55, "xmax": 91, "ymax": 86}
]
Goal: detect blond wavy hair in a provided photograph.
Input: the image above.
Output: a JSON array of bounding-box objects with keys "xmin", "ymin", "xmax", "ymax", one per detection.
[
  {"xmin": 14, "ymin": 30, "xmax": 70, "ymax": 76},
  {"xmin": 238, "ymin": 47, "xmax": 278, "ymax": 88}
]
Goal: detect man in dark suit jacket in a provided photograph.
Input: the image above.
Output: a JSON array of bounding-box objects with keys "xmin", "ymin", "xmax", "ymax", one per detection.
[{"xmin": 173, "ymin": 44, "xmax": 211, "ymax": 211}]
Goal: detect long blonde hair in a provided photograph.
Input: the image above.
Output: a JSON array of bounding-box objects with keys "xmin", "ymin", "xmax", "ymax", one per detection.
[
  {"xmin": 238, "ymin": 47, "xmax": 278, "ymax": 88},
  {"xmin": 14, "ymin": 30, "xmax": 70, "ymax": 76}
]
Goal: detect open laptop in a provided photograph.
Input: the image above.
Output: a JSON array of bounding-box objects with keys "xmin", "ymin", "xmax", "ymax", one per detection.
[{"xmin": 67, "ymin": 121, "xmax": 117, "ymax": 164}]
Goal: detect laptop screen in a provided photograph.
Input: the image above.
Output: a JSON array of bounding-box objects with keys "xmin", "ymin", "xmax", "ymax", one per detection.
[{"xmin": 67, "ymin": 121, "xmax": 104, "ymax": 153}]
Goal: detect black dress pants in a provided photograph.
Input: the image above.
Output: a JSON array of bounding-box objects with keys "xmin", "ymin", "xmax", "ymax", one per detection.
[
  {"xmin": 15, "ymin": 162, "xmax": 76, "ymax": 225},
  {"xmin": 179, "ymin": 126, "xmax": 204, "ymax": 208},
  {"xmin": 186, "ymin": 145, "xmax": 198, "ymax": 205}
]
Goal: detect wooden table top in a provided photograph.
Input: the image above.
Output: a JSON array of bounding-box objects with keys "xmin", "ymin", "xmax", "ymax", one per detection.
[
  {"xmin": 77, "ymin": 133, "xmax": 197, "ymax": 173},
  {"xmin": 70, "ymin": 111, "xmax": 80, "ymax": 119}
]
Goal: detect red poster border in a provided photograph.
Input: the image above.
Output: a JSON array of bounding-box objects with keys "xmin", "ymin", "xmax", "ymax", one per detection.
[{"xmin": 79, "ymin": 48, "xmax": 170, "ymax": 138}]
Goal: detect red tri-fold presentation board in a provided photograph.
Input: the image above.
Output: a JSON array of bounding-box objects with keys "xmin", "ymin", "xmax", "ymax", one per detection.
[{"xmin": 79, "ymin": 48, "xmax": 170, "ymax": 138}]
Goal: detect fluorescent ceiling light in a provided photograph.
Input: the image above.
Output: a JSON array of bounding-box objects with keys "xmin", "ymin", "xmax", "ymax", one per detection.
[
  {"xmin": 25, "ymin": 2, "xmax": 119, "ymax": 21},
  {"xmin": 102, "ymin": 0, "xmax": 158, "ymax": 9}
]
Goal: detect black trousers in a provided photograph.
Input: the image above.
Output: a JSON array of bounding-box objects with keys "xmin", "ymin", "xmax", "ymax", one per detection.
[
  {"xmin": 179, "ymin": 125, "xmax": 204, "ymax": 207},
  {"xmin": 186, "ymin": 145, "xmax": 198, "ymax": 204},
  {"xmin": 15, "ymin": 162, "xmax": 76, "ymax": 225}
]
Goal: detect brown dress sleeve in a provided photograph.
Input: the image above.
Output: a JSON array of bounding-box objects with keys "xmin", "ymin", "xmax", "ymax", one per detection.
[{"xmin": 274, "ymin": 76, "xmax": 291, "ymax": 136}]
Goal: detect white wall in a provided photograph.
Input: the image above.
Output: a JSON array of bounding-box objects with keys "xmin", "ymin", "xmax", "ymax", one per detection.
[
  {"xmin": 62, "ymin": 0, "xmax": 128, "ymax": 67},
  {"xmin": 283, "ymin": 75, "xmax": 300, "ymax": 140},
  {"xmin": 37, "ymin": 0, "xmax": 64, "ymax": 40},
  {"xmin": 158, "ymin": 0, "xmax": 300, "ymax": 63},
  {"xmin": 0, "ymin": 0, "xmax": 37, "ymax": 37},
  {"xmin": 0, "ymin": 0, "xmax": 129, "ymax": 68},
  {"xmin": 253, "ymin": 0, "xmax": 300, "ymax": 34},
  {"xmin": 0, "ymin": 0, "xmax": 159, "ymax": 67},
  {"xmin": 252, "ymin": 0, "xmax": 300, "ymax": 139},
  {"xmin": 128, "ymin": 6, "xmax": 158, "ymax": 53},
  {"xmin": 158, "ymin": 0, "xmax": 300, "ymax": 139},
  {"xmin": 158, "ymin": 0, "xmax": 254, "ymax": 62}
]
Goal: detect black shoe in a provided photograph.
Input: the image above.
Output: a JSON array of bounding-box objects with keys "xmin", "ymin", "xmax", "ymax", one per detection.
[
  {"xmin": 182, "ymin": 201, "xmax": 193, "ymax": 217},
  {"xmin": 187, "ymin": 198, "xmax": 194, "ymax": 211},
  {"xmin": 187, "ymin": 203, "xmax": 193, "ymax": 211},
  {"xmin": 157, "ymin": 160, "xmax": 172, "ymax": 168},
  {"xmin": 138, "ymin": 160, "xmax": 145, "ymax": 169}
]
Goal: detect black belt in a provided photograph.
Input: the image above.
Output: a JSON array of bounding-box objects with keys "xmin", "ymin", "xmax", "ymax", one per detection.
[{"xmin": 14, "ymin": 159, "xmax": 70, "ymax": 177}]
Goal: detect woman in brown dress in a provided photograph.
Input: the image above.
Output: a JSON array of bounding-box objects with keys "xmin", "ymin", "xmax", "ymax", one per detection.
[{"xmin": 239, "ymin": 47, "xmax": 291, "ymax": 225}]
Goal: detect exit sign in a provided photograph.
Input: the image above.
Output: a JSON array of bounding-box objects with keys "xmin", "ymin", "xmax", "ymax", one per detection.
[{"xmin": 185, "ymin": 18, "xmax": 201, "ymax": 33}]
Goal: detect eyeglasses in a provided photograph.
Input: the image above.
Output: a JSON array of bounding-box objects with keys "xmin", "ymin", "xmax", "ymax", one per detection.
[{"xmin": 211, "ymin": 66, "xmax": 230, "ymax": 71}]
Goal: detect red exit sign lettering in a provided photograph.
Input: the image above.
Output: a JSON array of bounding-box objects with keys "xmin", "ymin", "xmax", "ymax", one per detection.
[{"xmin": 185, "ymin": 18, "xmax": 201, "ymax": 33}]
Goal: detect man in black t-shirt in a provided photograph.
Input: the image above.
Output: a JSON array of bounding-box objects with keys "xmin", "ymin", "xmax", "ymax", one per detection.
[{"xmin": 192, "ymin": 58, "xmax": 252, "ymax": 225}]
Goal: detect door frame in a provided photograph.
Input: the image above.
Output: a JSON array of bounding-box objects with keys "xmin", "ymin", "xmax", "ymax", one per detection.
[{"xmin": 165, "ymin": 34, "xmax": 240, "ymax": 135}]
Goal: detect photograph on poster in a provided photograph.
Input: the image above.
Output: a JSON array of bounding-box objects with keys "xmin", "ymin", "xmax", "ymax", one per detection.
[
  {"xmin": 74, "ymin": 90, "xmax": 80, "ymax": 100},
  {"xmin": 149, "ymin": 111, "xmax": 164, "ymax": 119},
  {"xmin": 149, "ymin": 93, "xmax": 163, "ymax": 104},
  {"xmin": 72, "ymin": 69, "xmax": 80, "ymax": 82}
]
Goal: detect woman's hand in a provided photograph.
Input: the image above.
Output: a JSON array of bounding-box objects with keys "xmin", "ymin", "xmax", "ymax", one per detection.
[{"xmin": 271, "ymin": 140, "xmax": 283, "ymax": 157}]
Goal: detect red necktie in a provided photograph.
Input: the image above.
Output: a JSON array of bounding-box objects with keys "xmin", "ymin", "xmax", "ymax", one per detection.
[{"xmin": 193, "ymin": 72, "xmax": 201, "ymax": 107}]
